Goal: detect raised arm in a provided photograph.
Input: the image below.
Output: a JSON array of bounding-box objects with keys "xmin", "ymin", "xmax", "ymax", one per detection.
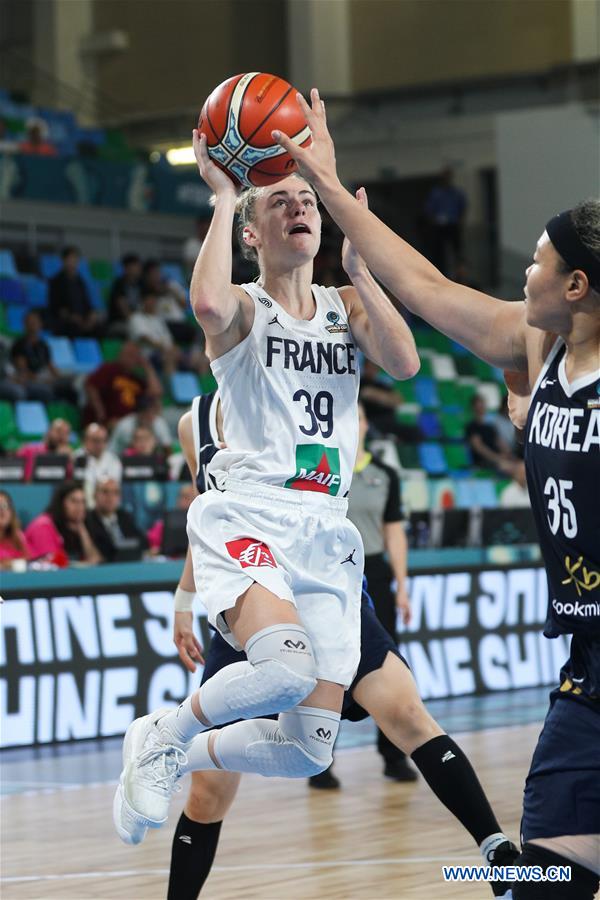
[
  {"xmin": 189, "ymin": 131, "xmax": 252, "ymax": 348},
  {"xmin": 274, "ymin": 91, "xmax": 528, "ymax": 372},
  {"xmin": 338, "ymin": 187, "xmax": 419, "ymax": 380}
]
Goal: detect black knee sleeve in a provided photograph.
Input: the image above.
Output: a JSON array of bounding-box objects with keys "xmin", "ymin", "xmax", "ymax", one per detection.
[{"xmin": 512, "ymin": 842, "xmax": 599, "ymax": 900}]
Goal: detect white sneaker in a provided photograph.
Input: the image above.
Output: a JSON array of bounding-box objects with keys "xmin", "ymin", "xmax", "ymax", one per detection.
[{"xmin": 113, "ymin": 708, "xmax": 188, "ymax": 844}]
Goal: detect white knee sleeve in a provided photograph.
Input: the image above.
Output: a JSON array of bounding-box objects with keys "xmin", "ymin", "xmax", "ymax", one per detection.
[
  {"xmin": 212, "ymin": 706, "xmax": 340, "ymax": 778},
  {"xmin": 199, "ymin": 625, "xmax": 317, "ymax": 725}
]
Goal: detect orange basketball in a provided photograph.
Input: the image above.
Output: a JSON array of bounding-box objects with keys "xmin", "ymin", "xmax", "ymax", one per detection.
[{"xmin": 197, "ymin": 72, "xmax": 312, "ymax": 188}]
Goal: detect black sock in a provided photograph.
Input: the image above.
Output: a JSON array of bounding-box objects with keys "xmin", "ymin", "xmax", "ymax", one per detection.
[
  {"xmin": 411, "ymin": 734, "xmax": 501, "ymax": 846},
  {"xmin": 167, "ymin": 813, "xmax": 223, "ymax": 900}
]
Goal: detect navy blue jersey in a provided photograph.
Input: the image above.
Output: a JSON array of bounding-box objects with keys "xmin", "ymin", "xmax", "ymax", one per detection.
[
  {"xmin": 191, "ymin": 391, "xmax": 220, "ymax": 494},
  {"xmin": 524, "ymin": 339, "xmax": 600, "ymax": 700}
]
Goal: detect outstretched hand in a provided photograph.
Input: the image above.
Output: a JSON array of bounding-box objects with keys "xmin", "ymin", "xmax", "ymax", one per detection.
[
  {"xmin": 342, "ymin": 187, "xmax": 369, "ymax": 278},
  {"xmin": 193, "ymin": 129, "xmax": 239, "ymax": 198},
  {"xmin": 272, "ymin": 88, "xmax": 339, "ymax": 189}
]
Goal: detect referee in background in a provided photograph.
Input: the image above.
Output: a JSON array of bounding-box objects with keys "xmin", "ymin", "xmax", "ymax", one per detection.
[{"xmin": 309, "ymin": 400, "xmax": 417, "ymax": 787}]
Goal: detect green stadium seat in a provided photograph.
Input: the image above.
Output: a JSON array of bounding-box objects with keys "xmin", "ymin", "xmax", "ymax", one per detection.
[
  {"xmin": 47, "ymin": 401, "xmax": 81, "ymax": 432},
  {"xmin": 0, "ymin": 401, "xmax": 17, "ymax": 441},
  {"xmin": 397, "ymin": 444, "xmax": 420, "ymax": 469},
  {"xmin": 90, "ymin": 259, "xmax": 114, "ymax": 280},
  {"xmin": 392, "ymin": 380, "xmax": 416, "ymax": 403},
  {"xmin": 439, "ymin": 411, "xmax": 467, "ymax": 440},
  {"xmin": 455, "ymin": 356, "xmax": 477, "ymax": 377},
  {"xmin": 101, "ymin": 338, "xmax": 123, "ymax": 361},
  {"xmin": 199, "ymin": 371, "xmax": 218, "ymax": 394},
  {"xmin": 444, "ymin": 444, "xmax": 471, "ymax": 470}
]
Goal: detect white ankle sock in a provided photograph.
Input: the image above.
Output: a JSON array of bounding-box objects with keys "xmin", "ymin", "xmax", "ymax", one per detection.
[
  {"xmin": 480, "ymin": 832, "xmax": 509, "ymax": 862},
  {"xmin": 180, "ymin": 731, "xmax": 219, "ymax": 774},
  {"xmin": 159, "ymin": 695, "xmax": 207, "ymax": 744}
]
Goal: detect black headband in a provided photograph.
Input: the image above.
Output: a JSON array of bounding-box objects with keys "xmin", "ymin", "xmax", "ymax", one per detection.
[{"xmin": 546, "ymin": 209, "xmax": 600, "ymax": 291}]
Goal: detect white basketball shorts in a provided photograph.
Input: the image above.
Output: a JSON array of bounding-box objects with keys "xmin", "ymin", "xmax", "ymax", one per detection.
[{"xmin": 188, "ymin": 477, "xmax": 364, "ymax": 687}]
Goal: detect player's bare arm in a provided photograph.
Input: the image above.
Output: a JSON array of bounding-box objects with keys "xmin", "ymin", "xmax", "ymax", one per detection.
[
  {"xmin": 190, "ymin": 130, "xmax": 254, "ymax": 355},
  {"xmin": 172, "ymin": 411, "xmax": 204, "ymax": 671},
  {"xmin": 274, "ymin": 90, "xmax": 529, "ymax": 372},
  {"xmin": 338, "ymin": 187, "xmax": 420, "ymax": 380}
]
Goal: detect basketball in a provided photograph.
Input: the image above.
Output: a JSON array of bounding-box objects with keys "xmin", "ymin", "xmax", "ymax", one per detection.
[{"xmin": 197, "ymin": 72, "xmax": 312, "ymax": 188}]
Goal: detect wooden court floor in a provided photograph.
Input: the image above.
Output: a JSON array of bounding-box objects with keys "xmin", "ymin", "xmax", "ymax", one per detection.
[{"xmin": 1, "ymin": 722, "xmax": 549, "ymax": 900}]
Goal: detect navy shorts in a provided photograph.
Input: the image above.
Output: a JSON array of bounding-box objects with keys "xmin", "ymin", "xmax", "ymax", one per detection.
[
  {"xmin": 522, "ymin": 694, "xmax": 600, "ymax": 841},
  {"xmin": 201, "ymin": 594, "xmax": 408, "ymax": 723}
]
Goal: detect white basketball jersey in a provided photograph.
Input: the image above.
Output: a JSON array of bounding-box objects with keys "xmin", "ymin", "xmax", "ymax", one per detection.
[{"xmin": 207, "ymin": 283, "xmax": 360, "ymax": 498}]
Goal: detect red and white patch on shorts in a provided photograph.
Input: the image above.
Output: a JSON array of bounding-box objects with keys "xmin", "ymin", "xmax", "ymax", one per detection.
[{"xmin": 226, "ymin": 538, "xmax": 277, "ymax": 569}]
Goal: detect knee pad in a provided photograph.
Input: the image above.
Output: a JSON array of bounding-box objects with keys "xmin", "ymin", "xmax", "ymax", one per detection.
[
  {"xmin": 513, "ymin": 843, "xmax": 600, "ymax": 900},
  {"xmin": 213, "ymin": 706, "xmax": 341, "ymax": 778},
  {"xmin": 200, "ymin": 625, "xmax": 317, "ymax": 725}
]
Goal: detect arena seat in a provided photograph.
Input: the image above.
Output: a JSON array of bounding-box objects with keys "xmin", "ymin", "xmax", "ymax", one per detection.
[
  {"xmin": 418, "ymin": 442, "xmax": 448, "ymax": 475},
  {"xmin": 21, "ymin": 275, "xmax": 48, "ymax": 308},
  {"xmin": 73, "ymin": 338, "xmax": 103, "ymax": 373},
  {"xmin": 39, "ymin": 253, "xmax": 62, "ymax": 279},
  {"xmin": 15, "ymin": 401, "xmax": 49, "ymax": 438},
  {"xmin": 0, "ymin": 277, "xmax": 26, "ymax": 304},
  {"xmin": 47, "ymin": 337, "xmax": 77, "ymax": 371},
  {"xmin": 0, "ymin": 401, "xmax": 17, "ymax": 442},
  {"xmin": 170, "ymin": 372, "xmax": 201, "ymax": 404},
  {"xmin": 418, "ymin": 410, "xmax": 441, "ymax": 439},
  {"xmin": 0, "ymin": 249, "xmax": 18, "ymax": 278},
  {"xmin": 444, "ymin": 443, "xmax": 471, "ymax": 470},
  {"xmin": 414, "ymin": 377, "xmax": 439, "ymax": 409},
  {"xmin": 6, "ymin": 304, "xmax": 27, "ymax": 334}
]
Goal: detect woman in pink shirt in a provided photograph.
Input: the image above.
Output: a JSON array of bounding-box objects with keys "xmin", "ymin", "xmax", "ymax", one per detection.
[
  {"xmin": 25, "ymin": 480, "xmax": 102, "ymax": 565},
  {"xmin": 0, "ymin": 490, "xmax": 32, "ymax": 568}
]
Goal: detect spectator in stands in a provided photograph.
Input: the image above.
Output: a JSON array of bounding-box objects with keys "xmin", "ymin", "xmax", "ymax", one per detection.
[
  {"xmin": 493, "ymin": 395, "xmax": 521, "ymax": 456},
  {"xmin": 142, "ymin": 260, "xmax": 195, "ymax": 343},
  {"xmin": 83, "ymin": 341, "xmax": 162, "ymax": 428},
  {"xmin": 10, "ymin": 311, "xmax": 77, "ymax": 403},
  {"xmin": 73, "ymin": 423, "xmax": 122, "ymax": 504},
  {"xmin": 48, "ymin": 246, "xmax": 100, "ymax": 338},
  {"xmin": 123, "ymin": 424, "xmax": 168, "ymax": 462},
  {"xmin": 465, "ymin": 395, "xmax": 516, "ymax": 473},
  {"xmin": 182, "ymin": 218, "xmax": 209, "ymax": 279},
  {"xmin": 107, "ymin": 253, "xmax": 143, "ymax": 336},
  {"xmin": 85, "ymin": 477, "xmax": 148, "ymax": 563},
  {"xmin": 424, "ymin": 167, "xmax": 467, "ymax": 276},
  {"xmin": 109, "ymin": 395, "xmax": 172, "ymax": 456},
  {"xmin": 19, "ymin": 117, "xmax": 57, "ymax": 157},
  {"xmin": 147, "ymin": 483, "xmax": 196, "ymax": 553},
  {"xmin": 500, "ymin": 461, "xmax": 531, "ymax": 508},
  {"xmin": 128, "ymin": 291, "xmax": 180, "ymax": 374},
  {"xmin": 0, "ymin": 490, "xmax": 31, "ymax": 569},
  {"xmin": 360, "ymin": 358, "xmax": 421, "ymax": 442},
  {"xmin": 17, "ymin": 417, "xmax": 73, "ymax": 480},
  {"xmin": 25, "ymin": 480, "xmax": 102, "ymax": 565}
]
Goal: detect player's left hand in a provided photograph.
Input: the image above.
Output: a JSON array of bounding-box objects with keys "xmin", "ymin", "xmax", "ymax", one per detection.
[
  {"xmin": 272, "ymin": 88, "xmax": 339, "ymax": 190},
  {"xmin": 174, "ymin": 611, "xmax": 205, "ymax": 672},
  {"xmin": 342, "ymin": 188, "xmax": 369, "ymax": 278},
  {"xmin": 395, "ymin": 585, "xmax": 412, "ymax": 626}
]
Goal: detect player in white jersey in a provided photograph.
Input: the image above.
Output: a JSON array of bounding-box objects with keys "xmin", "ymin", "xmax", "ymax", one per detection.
[
  {"xmin": 275, "ymin": 90, "xmax": 600, "ymax": 900},
  {"xmin": 113, "ymin": 127, "xmax": 419, "ymax": 844}
]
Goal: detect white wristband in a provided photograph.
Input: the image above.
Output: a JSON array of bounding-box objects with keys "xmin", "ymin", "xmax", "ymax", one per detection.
[{"xmin": 174, "ymin": 586, "xmax": 195, "ymax": 613}]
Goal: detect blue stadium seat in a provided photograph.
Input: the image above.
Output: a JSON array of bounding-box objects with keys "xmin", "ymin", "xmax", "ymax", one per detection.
[
  {"xmin": 455, "ymin": 478, "xmax": 498, "ymax": 508},
  {"xmin": 73, "ymin": 337, "xmax": 102, "ymax": 373},
  {"xmin": 418, "ymin": 410, "xmax": 441, "ymax": 439},
  {"xmin": 80, "ymin": 273, "xmax": 104, "ymax": 310},
  {"xmin": 418, "ymin": 442, "xmax": 448, "ymax": 476},
  {"xmin": 161, "ymin": 263, "xmax": 187, "ymax": 287},
  {"xmin": 39, "ymin": 253, "xmax": 62, "ymax": 279},
  {"xmin": 21, "ymin": 275, "xmax": 48, "ymax": 308},
  {"xmin": 47, "ymin": 336, "xmax": 77, "ymax": 371},
  {"xmin": 170, "ymin": 372, "xmax": 200, "ymax": 404},
  {"xmin": 0, "ymin": 249, "xmax": 18, "ymax": 278},
  {"xmin": 414, "ymin": 376, "xmax": 440, "ymax": 408},
  {"xmin": 0, "ymin": 277, "xmax": 25, "ymax": 303},
  {"xmin": 15, "ymin": 401, "xmax": 49, "ymax": 438},
  {"xmin": 7, "ymin": 304, "xmax": 27, "ymax": 334}
]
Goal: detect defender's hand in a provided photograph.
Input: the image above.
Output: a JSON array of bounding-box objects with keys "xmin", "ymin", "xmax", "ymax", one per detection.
[{"xmin": 272, "ymin": 88, "xmax": 339, "ymax": 190}]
